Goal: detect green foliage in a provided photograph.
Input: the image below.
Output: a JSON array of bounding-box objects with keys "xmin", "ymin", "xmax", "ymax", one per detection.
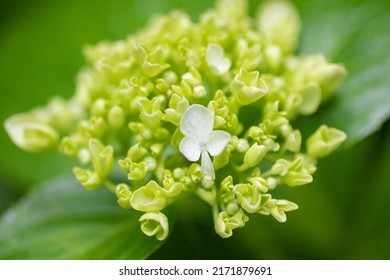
[
  {"xmin": 293, "ymin": 0, "xmax": 390, "ymax": 146},
  {"xmin": 0, "ymin": 175, "xmax": 162, "ymax": 259},
  {"xmin": 0, "ymin": 0, "xmax": 389, "ymax": 259}
]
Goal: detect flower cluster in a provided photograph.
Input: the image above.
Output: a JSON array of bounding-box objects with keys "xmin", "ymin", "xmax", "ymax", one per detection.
[{"xmin": 4, "ymin": 0, "xmax": 347, "ymax": 240}]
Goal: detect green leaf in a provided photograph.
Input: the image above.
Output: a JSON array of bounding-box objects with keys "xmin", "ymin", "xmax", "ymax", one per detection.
[
  {"xmin": 0, "ymin": 175, "xmax": 163, "ymax": 259},
  {"xmin": 293, "ymin": 0, "xmax": 390, "ymax": 147}
]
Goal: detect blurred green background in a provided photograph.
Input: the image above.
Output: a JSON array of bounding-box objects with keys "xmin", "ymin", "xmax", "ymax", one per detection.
[{"xmin": 0, "ymin": 0, "xmax": 389, "ymax": 259}]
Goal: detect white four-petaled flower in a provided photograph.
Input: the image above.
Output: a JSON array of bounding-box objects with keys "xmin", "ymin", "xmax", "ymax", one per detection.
[{"xmin": 179, "ymin": 104, "xmax": 231, "ymax": 180}]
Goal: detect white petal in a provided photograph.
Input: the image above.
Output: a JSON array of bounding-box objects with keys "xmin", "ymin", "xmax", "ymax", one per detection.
[
  {"xmin": 201, "ymin": 150, "xmax": 215, "ymax": 180},
  {"xmin": 180, "ymin": 104, "xmax": 213, "ymax": 141},
  {"xmin": 206, "ymin": 43, "xmax": 231, "ymax": 75},
  {"xmin": 179, "ymin": 136, "xmax": 201, "ymax": 161},
  {"xmin": 206, "ymin": 130, "xmax": 231, "ymax": 156}
]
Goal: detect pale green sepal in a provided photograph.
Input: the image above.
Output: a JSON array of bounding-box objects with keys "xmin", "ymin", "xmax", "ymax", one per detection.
[
  {"xmin": 128, "ymin": 162, "xmax": 149, "ymax": 181},
  {"xmin": 231, "ymin": 68, "xmax": 269, "ymax": 105},
  {"xmin": 139, "ymin": 212, "xmax": 169, "ymax": 241},
  {"xmin": 282, "ymin": 171, "xmax": 313, "ymax": 187},
  {"xmin": 73, "ymin": 167, "xmax": 102, "ymax": 190},
  {"xmin": 134, "ymin": 44, "xmax": 170, "ymax": 77},
  {"xmin": 4, "ymin": 113, "xmax": 59, "ymax": 152},
  {"xmin": 268, "ymin": 199, "xmax": 298, "ymax": 223},
  {"xmin": 271, "ymin": 159, "xmax": 289, "ymax": 176},
  {"xmin": 285, "ymin": 129, "xmax": 302, "ymax": 152},
  {"xmin": 241, "ymin": 143, "xmax": 267, "ymax": 170},
  {"xmin": 116, "ymin": 183, "xmax": 132, "ymax": 209},
  {"xmin": 298, "ymin": 82, "xmax": 321, "ymax": 115},
  {"xmin": 108, "ymin": 106, "xmax": 126, "ymax": 129},
  {"xmin": 137, "ymin": 97, "xmax": 163, "ymax": 128},
  {"xmin": 127, "ymin": 144, "xmax": 148, "ymax": 161},
  {"xmin": 130, "ymin": 181, "xmax": 168, "ymax": 212},
  {"xmin": 233, "ymin": 183, "xmax": 262, "ymax": 213},
  {"xmin": 214, "ymin": 210, "xmax": 249, "ymax": 238},
  {"xmin": 257, "ymin": 0, "xmax": 301, "ymax": 54},
  {"xmin": 307, "ymin": 125, "xmax": 347, "ymax": 158},
  {"xmin": 247, "ymin": 176, "xmax": 268, "ymax": 193},
  {"xmin": 89, "ymin": 138, "xmax": 114, "ymax": 177}
]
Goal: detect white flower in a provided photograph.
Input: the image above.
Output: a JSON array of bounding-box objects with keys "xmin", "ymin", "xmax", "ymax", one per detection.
[
  {"xmin": 206, "ymin": 43, "xmax": 231, "ymax": 75},
  {"xmin": 179, "ymin": 104, "xmax": 231, "ymax": 180}
]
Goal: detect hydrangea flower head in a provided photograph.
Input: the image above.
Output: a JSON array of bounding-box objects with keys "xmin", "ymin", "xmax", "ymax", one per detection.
[{"xmin": 4, "ymin": 0, "xmax": 347, "ymax": 240}]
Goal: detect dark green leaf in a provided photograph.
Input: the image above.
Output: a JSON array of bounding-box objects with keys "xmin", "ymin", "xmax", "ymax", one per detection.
[
  {"xmin": 294, "ymin": 0, "xmax": 390, "ymax": 147},
  {"xmin": 0, "ymin": 175, "xmax": 162, "ymax": 259}
]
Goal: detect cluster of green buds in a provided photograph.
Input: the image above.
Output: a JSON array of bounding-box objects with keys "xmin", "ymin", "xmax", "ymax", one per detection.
[{"xmin": 4, "ymin": 0, "xmax": 347, "ymax": 240}]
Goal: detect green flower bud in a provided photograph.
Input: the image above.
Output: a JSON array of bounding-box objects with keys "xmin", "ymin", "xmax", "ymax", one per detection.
[
  {"xmin": 266, "ymin": 177, "xmax": 277, "ymax": 190},
  {"xmin": 231, "ymin": 67, "xmax": 269, "ymax": 105},
  {"xmin": 234, "ymin": 183, "xmax": 262, "ymax": 213},
  {"xmin": 297, "ymin": 82, "xmax": 321, "ymax": 115},
  {"xmin": 127, "ymin": 77, "xmax": 153, "ymax": 102},
  {"xmin": 163, "ymin": 94, "xmax": 189, "ymax": 125},
  {"xmin": 89, "ymin": 138, "xmax": 114, "ymax": 177},
  {"xmin": 73, "ymin": 167, "xmax": 101, "ymax": 190},
  {"xmin": 108, "ymin": 106, "xmax": 126, "ymax": 129},
  {"xmin": 130, "ymin": 181, "xmax": 168, "ymax": 212},
  {"xmin": 225, "ymin": 202, "xmax": 240, "ymax": 216},
  {"xmin": 45, "ymin": 97, "xmax": 84, "ymax": 132},
  {"xmin": 193, "ymin": 85, "xmax": 207, "ymax": 99},
  {"xmin": 271, "ymin": 159, "xmax": 289, "ymax": 176},
  {"xmin": 202, "ymin": 174, "xmax": 215, "ymax": 189},
  {"xmin": 285, "ymin": 129, "xmax": 301, "ymax": 152},
  {"xmin": 301, "ymin": 54, "xmax": 347, "ymax": 101},
  {"xmin": 60, "ymin": 136, "xmax": 79, "ymax": 157},
  {"xmin": 137, "ymin": 97, "xmax": 163, "ymax": 128},
  {"xmin": 134, "ymin": 44, "xmax": 170, "ymax": 77},
  {"xmin": 116, "ymin": 183, "xmax": 132, "ymax": 209},
  {"xmin": 236, "ymin": 138, "xmax": 249, "ymax": 153},
  {"xmin": 182, "ymin": 66, "xmax": 202, "ymax": 86},
  {"xmin": 307, "ymin": 125, "xmax": 347, "ymax": 158},
  {"xmin": 4, "ymin": 113, "xmax": 59, "ymax": 152},
  {"xmin": 77, "ymin": 148, "xmax": 91, "ymax": 164},
  {"xmin": 220, "ymin": 176, "xmax": 235, "ymax": 204},
  {"xmin": 248, "ymin": 126, "xmax": 266, "ymax": 143},
  {"xmin": 162, "ymin": 170, "xmax": 175, "ymax": 187},
  {"xmin": 139, "ymin": 212, "xmax": 169, "ymax": 241},
  {"xmin": 150, "ymin": 143, "xmax": 164, "ymax": 156},
  {"xmin": 127, "ymin": 144, "xmax": 148, "ymax": 161},
  {"xmin": 164, "ymin": 182, "xmax": 183, "ymax": 198},
  {"xmin": 128, "ymin": 162, "xmax": 149, "ymax": 181},
  {"xmin": 268, "ymin": 199, "xmax": 298, "ymax": 223},
  {"xmin": 247, "ymin": 176, "xmax": 268, "ymax": 193},
  {"xmin": 143, "ymin": 156, "xmax": 157, "ymax": 171},
  {"xmin": 173, "ymin": 168, "xmax": 186, "ymax": 179},
  {"xmin": 264, "ymin": 45, "xmax": 283, "ymax": 70},
  {"xmin": 189, "ymin": 163, "xmax": 202, "ymax": 183},
  {"xmin": 155, "ymin": 78, "xmax": 170, "ymax": 94},
  {"xmin": 282, "ymin": 171, "xmax": 313, "ymax": 187},
  {"xmin": 80, "ymin": 116, "xmax": 107, "ymax": 138},
  {"xmin": 90, "ymin": 98, "xmax": 108, "ymax": 117},
  {"xmin": 257, "ymin": 0, "xmax": 301, "ymax": 53},
  {"xmin": 164, "ymin": 70, "xmax": 178, "ymax": 85},
  {"xmin": 241, "ymin": 143, "xmax": 267, "ymax": 169},
  {"xmin": 214, "ymin": 210, "xmax": 249, "ymax": 238},
  {"xmin": 314, "ymin": 60, "xmax": 347, "ymax": 99}
]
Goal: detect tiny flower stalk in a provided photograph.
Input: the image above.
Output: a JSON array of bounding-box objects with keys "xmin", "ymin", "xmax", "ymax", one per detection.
[{"xmin": 4, "ymin": 0, "xmax": 347, "ymax": 240}]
